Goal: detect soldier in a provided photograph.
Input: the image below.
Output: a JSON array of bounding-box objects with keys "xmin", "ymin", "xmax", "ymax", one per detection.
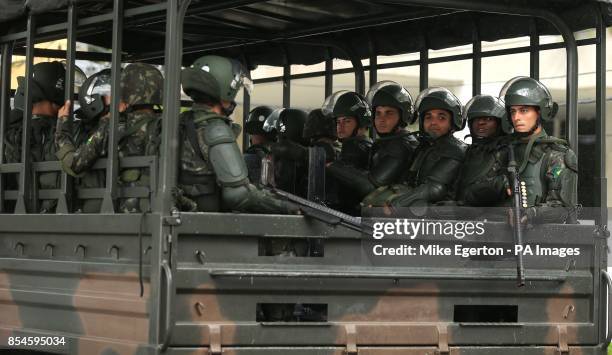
[
  {"xmin": 262, "ymin": 108, "xmax": 309, "ymax": 196},
  {"xmin": 321, "ymin": 90, "xmax": 372, "ymax": 214},
  {"xmin": 243, "ymin": 105, "xmax": 275, "ymax": 184},
  {"xmin": 455, "ymin": 95, "xmax": 510, "ymax": 207},
  {"xmin": 4, "ymin": 61, "xmax": 66, "ymax": 213},
  {"xmin": 499, "ymin": 76, "xmax": 577, "ymax": 223},
  {"xmin": 55, "ymin": 63, "xmax": 164, "ymax": 213},
  {"xmin": 322, "ymin": 90, "xmax": 372, "ymax": 170},
  {"xmin": 328, "ymin": 81, "xmax": 418, "ymax": 210},
  {"xmin": 177, "ymin": 55, "xmax": 297, "ymax": 214},
  {"xmin": 381, "ymin": 87, "xmax": 467, "ymax": 209}
]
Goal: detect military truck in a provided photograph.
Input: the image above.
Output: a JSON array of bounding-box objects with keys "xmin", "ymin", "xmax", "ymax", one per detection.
[{"xmin": 0, "ymin": 0, "xmax": 610, "ymax": 354}]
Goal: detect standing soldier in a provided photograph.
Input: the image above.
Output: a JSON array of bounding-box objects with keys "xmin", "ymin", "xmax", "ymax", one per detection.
[
  {"xmin": 327, "ymin": 81, "xmax": 418, "ymax": 212},
  {"xmin": 177, "ymin": 55, "xmax": 297, "ymax": 214},
  {"xmin": 500, "ymin": 76, "xmax": 577, "ymax": 223},
  {"xmin": 455, "ymin": 95, "xmax": 510, "ymax": 207},
  {"xmin": 243, "ymin": 105, "xmax": 275, "ymax": 184},
  {"xmin": 55, "ymin": 63, "xmax": 164, "ymax": 213},
  {"xmin": 5, "ymin": 61, "xmax": 66, "ymax": 213},
  {"xmin": 380, "ymin": 87, "xmax": 467, "ymax": 208}
]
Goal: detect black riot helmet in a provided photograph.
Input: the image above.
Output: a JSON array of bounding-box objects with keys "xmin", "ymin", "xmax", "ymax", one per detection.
[
  {"xmin": 303, "ymin": 108, "xmax": 337, "ymax": 141},
  {"xmin": 415, "ymin": 87, "xmax": 464, "ymax": 132},
  {"xmin": 245, "ymin": 105, "xmax": 275, "ymax": 138},
  {"xmin": 321, "ymin": 90, "xmax": 371, "ymax": 128},
  {"xmin": 365, "ymin": 80, "xmax": 415, "ymax": 127},
  {"xmin": 464, "ymin": 95, "xmax": 511, "ymax": 136},
  {"xmin": 77, "ymin": 69, "xmax": 113, "ymax": 122},
  {"xmin": 14, "ymin": 61, "xmax": 69, "ymax": 110},
  {"xmin": 263, "ymin": 108, "xmax": 308, "ymax": 145}
]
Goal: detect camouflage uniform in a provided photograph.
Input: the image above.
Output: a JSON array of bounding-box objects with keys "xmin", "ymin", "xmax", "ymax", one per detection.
[{"xmin": 177, "ymin": 104, "xmax": 293, "ymax": 213}]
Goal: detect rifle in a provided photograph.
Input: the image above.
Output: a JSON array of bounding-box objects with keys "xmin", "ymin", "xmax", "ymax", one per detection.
[
  {"xmin": 270, "ymin": 188, "xmax": 371, "ymax": 234},
  {"xmin": 506, "ymin": 143, "xmax": 526, "ymax": 287}
]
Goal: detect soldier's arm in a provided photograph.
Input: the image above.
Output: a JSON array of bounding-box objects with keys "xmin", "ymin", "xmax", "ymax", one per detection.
[
  {"xmin": 388, "ymin": 155, "xmax": 462, "ymax": 207},
  {"xmin": 529, "ymin": 148, "xmax": 578, "ymax": 223},
  {"xmin": 198, "ymin": 118, "xmax": 297, "ymax": 214},
  {"xmin": 55, "ymin": 114, "xmax": 109, "ymax": 176},
  {"xmin": 327, "ymin": 162, "xmax": 375, "ymax": 199}
]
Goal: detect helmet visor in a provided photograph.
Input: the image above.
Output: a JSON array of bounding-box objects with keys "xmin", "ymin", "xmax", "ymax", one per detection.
[
  {"xmin": 230, "ymin": 60, "xmax": 253, "ymax": 95},
  {"xmin": 60, "ymin": 61, "xmax": 88, "ymax": 94},
  {"xmin": 263, "ymin": 108, "xmax": 284, "ymax": 133},
  {"xmin": 321, "ymin": 90, "xmax": 351, "ymax": 116},
  {"xmin": 365, "ymin": 80, "xmax": 398, "ymax": 106}
]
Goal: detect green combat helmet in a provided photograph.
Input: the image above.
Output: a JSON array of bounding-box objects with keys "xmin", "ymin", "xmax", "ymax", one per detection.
[
  {"xmin": 120, "ymin": 63, "xmax": 164, "ymax": 107},
  {"xmin": 464, "ymin": 95, "xmax": 510, "ymax": 136},
  {"xmin": 181, "ymin": 55, "xmax": 253, "ymax": 116},
  {"xmin": 365, "ymin": 80, "xmax": 414, "ymax": 127},
  {"xmin": 14, "ymin": 61, "xmax": 68, "ymax": 109},
  {"xmin": 321, "ymin": 90, "xmax": 371, "ymax": 128},
  {"xmin": 415, "ymin": 87, "xmax": 464, "ymax": 132},
  {"xmin": 500, "ymin": 76, "xmax": 558, "ymax": 123},
  {"xmin": 303, "ymin": 108, "xmax": 336, "ymax": 141},
  {"xmin": 245, "ymin": 105, "xmax": 275, "ymax": 138}
]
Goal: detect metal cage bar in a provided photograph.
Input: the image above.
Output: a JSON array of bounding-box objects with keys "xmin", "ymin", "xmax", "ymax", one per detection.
[
  {"xmin": 101, "ymin": 0, "xmax": 124, "ymax": 213},
  {"xmin": 472, "ymin": 21, "xmax": 481, "ymax": 96},
  {"xmin": 324, "ymin": 48, "xmax": 333, "ymax": 98},
  {"xmin": 15, "ymin": 15, "xmax": 36, "ymax": 214},
  {"xmin": 0, "ymin": 43, "xmax": 12, "ymax": 213},
  {"xmin": 56, "ymin": 3, "xmax": 78, "ymax": 214},
  {"xmin": 529, "ymin": 18, "xmax": 539, "ymax": 80},
  {"xmin": 595, "ymin": 5, "xmax": 607, "ymax": 226},
  {"xmin": 282, "ymin": 48, "xmax": 290, "ymax": 108}
]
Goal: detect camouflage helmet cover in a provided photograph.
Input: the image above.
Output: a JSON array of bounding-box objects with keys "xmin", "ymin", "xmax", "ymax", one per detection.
[
  {"xmin": 321, "ymin": 90, "xmax": 371, "ymax": 128},
  {"xmin": 120, "ymin": 63, "xmax": 164, "ymax": 106},
  {"xmin": 182, "ymin": 55, "xmax": 252, "ymax": 103},
  {"xmin": 365, "ymin": 80, "xmax": 414, "ymax": 126},
  {"xmin": 245, "ymin": 105, "xmax": 274, "ymax": 136},
  {"xmin": 499, "ymin": 76, "xmax": 558, "ymax": 121},
  {"xmin": 303, "ymin": 108, "xmax": 337, "ymax": 140},
  {"xmin": 415, "ymin": 87, "xmax": 464, "ymax": 131},
  {"xmin": 14, "ymin": 61, "xmax": 67, "ymax": 109},
  {"xmin": 464, "ymin": 95, "xmax": 511, "ymax": 134}
]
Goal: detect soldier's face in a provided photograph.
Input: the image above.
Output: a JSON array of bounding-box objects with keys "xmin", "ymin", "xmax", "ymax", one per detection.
[
  {"xmin": 374, "ymin": 106, "xmax": 400, "ymax": 134},
  {"xmin": 423, "ymin": 109, "xmax": 452, "ymax": 138},
  {"xmin": 336, "ymin": 116, "xmax": 358, "ymax": 139},
  {"xmin": 471, "ymin": 116, "xmax": 498, "ymax": 138},
  {"xmin": 510, "ymin": 105, "xmax": 539, "ymax": 133},
  {"xmin": 250, "ymin": 134, "xmax": 266, "ymax": 145}
]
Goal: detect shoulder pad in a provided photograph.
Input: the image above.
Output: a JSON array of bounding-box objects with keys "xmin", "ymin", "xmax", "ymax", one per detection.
[
  {"xmin": 436, "ymin": 135, "xmax": 467, "ymax": 160},
  {"xmin": 201, "ymin": 118, "xmax": 236, "ymax": 146},
  {"xmin": 192, "ymin": 109, "xmax": 228, "ymax": 125},
  {"xmin": 564, "ymin": 148, "xmax": 578, "ymax": 173}
]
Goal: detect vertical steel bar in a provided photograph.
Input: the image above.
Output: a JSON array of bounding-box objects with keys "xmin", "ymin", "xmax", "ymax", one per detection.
[
  {"xmin": 529, "ymin": 19, "xmax": 539, "ymax": 80},
  {"xmin": 472, "ymin": 23, "xmax": 481, "ymax": 96},
  {"xmin": 101, "ymin": 0, "xmax": 124, "ymax": 213},
  {"xmin": 369, "ymin": 53, "xmax": 377, "ymax": 88},
  {"xmin": 324, "ymin": 48, "xmax": 333, "ymax": 98},
  {"xmin": 282, "ymin": 49, "xmax": 290, "ymax": 108},
  {"xmin": 242, "ymin": 88, "xmax": 251, "ymax": 152},
  {"xmin": 419, "ymin": 45, "xmax": 428, "ymax": 92},
  {"xmin": 0, "ymin": 43, "xmax": 13, "ymax": 213},
  {"xmin": 15, "ymin": 15, "xmax": 36, "ymax": 214},
  {"xmin": 351, "ymin": 56, "xmax": 365, "ymax": 95},
  {"xmin": 595, "ymin": 5, "xmax": 607, "ymax": 226},
  {"xmin": 57, "ymin": 3, "xmax": 77, "ymax": 214}
]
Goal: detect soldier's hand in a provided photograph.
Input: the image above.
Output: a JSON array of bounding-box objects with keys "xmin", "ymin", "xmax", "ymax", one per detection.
[{"xmin": 58, "ymin": 100, "xmax": 71, "ymax": 120}]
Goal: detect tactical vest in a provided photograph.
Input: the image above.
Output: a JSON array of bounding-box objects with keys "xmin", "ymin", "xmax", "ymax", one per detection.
[
  {"xmin": 455, "ymin": 137, "xmax": 505, "ymax": 205},
  {"xmin": 406, "ymin": 134, "xmax": 466, "ymax": 191},
  {"xmin": 178, "ymin": 109, "xmax": 222, "ymax": 211},
  {"xmin": 369, "ymin": 131, "xmax": 418, "ymax": 184},
  {"xmin": 339, "ymin": 135, "xmax": 372, "ymax": 170}
]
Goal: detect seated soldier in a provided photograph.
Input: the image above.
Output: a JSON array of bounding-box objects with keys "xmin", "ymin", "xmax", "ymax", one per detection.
[
  {"xmin": 327, "ymin": 81, "xmax": 418, "ymax": 211},
  {"xmin": 455, "ymin": 95, "xmax": 510, "ymax": 207},
  {"xmin": 321, "ymin": 90, "xmax": 372, "ymax": 214},
  {"xmin": 55, "ymin": 63, "xmax": 164, "ymax": 213},
  {"xmin": 243, "ymin": 105, "xmax": 276, "ymax": 184},
  {"xmin": 177, "ymin": 55, "xmax": 297, "ymax": 214},
  {"xmin": 5, "ymin": 61, "xmax": 66, "ymax": 213},
  {"xmin": 263, "ymin": 107, "xmax": 309, "ymax": 197},
  {"xmin": 378, "ymin": 87, "xmax": 467, "ymax": 209},
  {"xmin": 499, "ymin": 76, "xmax": 578, "ymax": 224}
]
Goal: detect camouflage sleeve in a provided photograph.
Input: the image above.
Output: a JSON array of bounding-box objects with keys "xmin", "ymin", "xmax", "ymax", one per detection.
[
  {"xmin": 3, "ymin": 126, "xmax": 22, "ymax": 163},
  {"xmin": 530, "ymin": 148, "xmax": 578, "ymax": 223},
  {"xmin": 55, "ymin": 115, "xmax": 110, "ymax": 176}
]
